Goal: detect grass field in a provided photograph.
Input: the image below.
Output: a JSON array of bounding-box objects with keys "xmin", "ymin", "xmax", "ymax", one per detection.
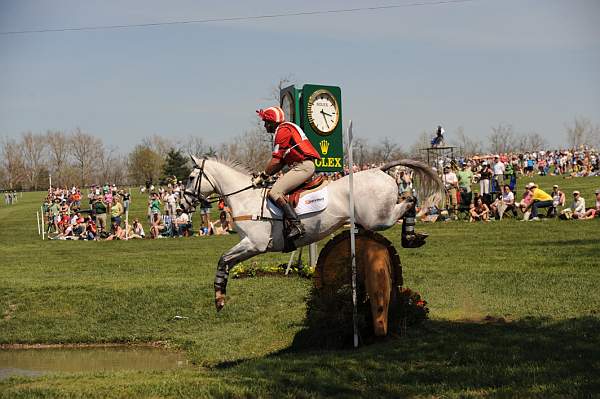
[{"xmin": 1, "ymin": 175, "xmax": 599, "ymax": 398}]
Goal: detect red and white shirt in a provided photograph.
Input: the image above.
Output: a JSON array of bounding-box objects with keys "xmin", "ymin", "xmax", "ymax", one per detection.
[{"xmin": 272, "ymin": 122, "xmax": 320, "ymax": 166}]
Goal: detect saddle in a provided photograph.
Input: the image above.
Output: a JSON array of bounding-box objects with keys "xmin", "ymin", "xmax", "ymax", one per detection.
[{"xmin": 285, "ymin": 175, "xmax": 325, "ymax": 208}]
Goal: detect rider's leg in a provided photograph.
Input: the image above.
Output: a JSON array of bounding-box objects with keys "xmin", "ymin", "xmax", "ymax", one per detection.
[{"xmin": 268, "ymin": 160, "xmax": 315, "ymax": 240}]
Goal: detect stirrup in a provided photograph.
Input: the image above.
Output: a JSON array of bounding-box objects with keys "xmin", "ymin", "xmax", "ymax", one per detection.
[{"xmin": 286, "ymin": 223, "xmax": 305, "ymax": 240}]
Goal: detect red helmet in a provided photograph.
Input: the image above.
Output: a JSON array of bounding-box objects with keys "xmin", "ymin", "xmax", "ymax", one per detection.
[{"xmin": 257, "ymin": 106, "xmax": 285, "ymax": 123}]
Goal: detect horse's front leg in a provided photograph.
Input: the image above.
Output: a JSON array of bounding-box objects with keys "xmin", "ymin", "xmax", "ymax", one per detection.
[{"xmin": 214, "ymin": 237, "xmax": 264, "ymax": 312}]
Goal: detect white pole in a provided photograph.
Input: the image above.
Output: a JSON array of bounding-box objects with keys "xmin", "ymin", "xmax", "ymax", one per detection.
[
  {"xmin": 36, "ymin": 211, "xmax": 41, "ymax": 235},
  {"xmin": 309, "ymin": 243, "xmax": 317, "ymax": 268},
  {"xmin": 125, "ymin": 208, "xmax": 129, "ymax": 239},
  {"xmin": 346, "ymin": 120, "xmax": 359, "ymax": 349},
  {"xmin": 49, "ymin": 174, "xmax": 52, "ymax": 190},
  {"xmin": 40, "ymin": 206, "xmax": 45, "ymax": 240}
]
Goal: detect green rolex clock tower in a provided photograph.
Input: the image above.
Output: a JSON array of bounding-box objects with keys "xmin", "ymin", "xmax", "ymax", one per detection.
[{"xmin": 280, "ymin": 84, "xmax": 344, "ymax": 172}]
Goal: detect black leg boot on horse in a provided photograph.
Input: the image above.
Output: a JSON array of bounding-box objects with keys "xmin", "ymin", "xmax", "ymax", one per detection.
[
  {"xmin": 275, "ymin": 197, "xmax": 305, "ymax": 241},
  {"xmin": 401, "ymin": 205, "xmax": 429, "ymax": 248}
]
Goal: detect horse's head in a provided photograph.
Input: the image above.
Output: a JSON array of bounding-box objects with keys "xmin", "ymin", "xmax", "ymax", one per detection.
[{"xmin": 180, "ymin": 155, "xmax": 216, "ymax": 213}]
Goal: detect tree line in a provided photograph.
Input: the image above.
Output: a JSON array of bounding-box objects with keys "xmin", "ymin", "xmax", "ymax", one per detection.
[{"xmin": 1, "ymin": 116, "xmax": 598, "ymax": 190}]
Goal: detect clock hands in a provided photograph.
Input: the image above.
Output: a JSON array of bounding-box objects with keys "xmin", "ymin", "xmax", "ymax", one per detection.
[
  {"xmin": 320, "ymin": 109, "xmax": 330, "ymax": 129},
  {"xmin": 320, "ymin": 109, "xmax": 334, "ymax": 117}
]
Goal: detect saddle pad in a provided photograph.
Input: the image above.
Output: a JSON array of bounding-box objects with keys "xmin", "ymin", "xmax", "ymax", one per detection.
[{"xmin": 267, "ymin": 187, "xmax": 328, "ymax": 217}]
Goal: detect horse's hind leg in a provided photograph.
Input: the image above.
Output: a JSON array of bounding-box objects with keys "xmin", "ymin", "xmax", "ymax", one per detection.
[{"xmin": 214, "ymin": 237, "xmax": 263, "ymax": 312}]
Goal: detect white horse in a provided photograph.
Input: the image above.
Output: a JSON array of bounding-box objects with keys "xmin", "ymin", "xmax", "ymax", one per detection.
[{"xmin": 181, "ymin": 156, "xmax": 443, "ymax": 311}]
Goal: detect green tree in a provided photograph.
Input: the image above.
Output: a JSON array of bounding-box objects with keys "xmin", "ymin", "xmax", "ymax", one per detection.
[
  {"xmin": 162, "ymin": 148, "xmax": 191, "ymax": 183},
  {"xmin": 128, "ymin": 145, "xmax": 164, "ymax": 185}
]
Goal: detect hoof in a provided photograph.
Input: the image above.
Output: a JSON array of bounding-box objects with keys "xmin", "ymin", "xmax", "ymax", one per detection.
[
  {"xmin": 215, "ymin": 291, "xmax": 226, "ymax": 312},
  {"xmin": 401, "ymin": 233, "xmax": 428, "ymax": 248}
]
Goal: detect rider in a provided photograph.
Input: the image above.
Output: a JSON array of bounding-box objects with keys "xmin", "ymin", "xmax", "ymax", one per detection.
[{"xmin": 254, "ymin": 106, "xmax": 321, "ymax": 240}]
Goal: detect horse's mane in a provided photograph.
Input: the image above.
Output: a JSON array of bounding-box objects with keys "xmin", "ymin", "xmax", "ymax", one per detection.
[{"xmin": 208, "ymin": 156, "xmax": 253, "ymax": 176}]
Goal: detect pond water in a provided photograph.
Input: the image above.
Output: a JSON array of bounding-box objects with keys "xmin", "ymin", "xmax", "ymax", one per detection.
[{"xmin": 0, "ymin": 347, "xmax": 191, "ymax": 380}]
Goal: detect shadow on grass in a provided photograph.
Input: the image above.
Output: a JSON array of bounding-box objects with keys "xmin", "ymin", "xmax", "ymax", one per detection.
[{"xmin": 216, "ymin": 317, "xmax": 600, "ymax": 398}]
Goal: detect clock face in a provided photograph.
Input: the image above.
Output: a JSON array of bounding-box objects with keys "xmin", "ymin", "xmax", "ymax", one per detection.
[
  {"xmin": 281, "ymin": 92, "xmax": 295, "ymax": 123},
  {"xmin": 307, "ymin": 89, "xmax": 340, "ymax": 135}
]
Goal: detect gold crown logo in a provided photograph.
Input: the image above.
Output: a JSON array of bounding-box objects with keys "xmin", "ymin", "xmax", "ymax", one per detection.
[{"xmin": 319, "ymin": 140, "xmax": 330, "ymax": 155}]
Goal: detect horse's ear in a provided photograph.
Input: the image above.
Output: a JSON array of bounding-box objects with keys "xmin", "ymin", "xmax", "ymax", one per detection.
[{"xmin": 190, "ymin": 155, "xmax": 202, "ymax": 167}]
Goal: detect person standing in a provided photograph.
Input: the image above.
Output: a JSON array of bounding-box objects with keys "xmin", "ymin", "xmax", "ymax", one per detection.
[
  {"xmin": 479, "ymin": 161, "xmax": 492, "ymax": 195},
  {"xmin": 492, "ymin": 155, "xmax": 505, "ymax": 192},
  {"xmin": 93, "ymin": 195, "xmax": 108, "ymax": 232},
  {"xmin": 110, "ymin": 197, "xmax": 124, "ymax": 226},
  {"xmin": 198, "ymin": 197, "xmax": 212, "ymax": 236},
  {"xmin": 443, "ymin": 165, "xmax": 459, "ymax": 217}
]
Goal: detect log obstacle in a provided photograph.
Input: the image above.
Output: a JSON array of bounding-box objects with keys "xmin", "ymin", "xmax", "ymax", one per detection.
[{"xmin": 308, "ymin": 229, "xmax": 403, "ymax": 342}]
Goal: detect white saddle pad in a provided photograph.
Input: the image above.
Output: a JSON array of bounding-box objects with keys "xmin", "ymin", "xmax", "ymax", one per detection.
[{"xmin": 267, "ymin": 187, "xmax": 328, "ymax": 217}]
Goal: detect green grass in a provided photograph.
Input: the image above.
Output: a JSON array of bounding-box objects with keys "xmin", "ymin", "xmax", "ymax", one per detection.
[{"xmin": 1, "ymin": 175, "xmax": 599, "ymax": 398}]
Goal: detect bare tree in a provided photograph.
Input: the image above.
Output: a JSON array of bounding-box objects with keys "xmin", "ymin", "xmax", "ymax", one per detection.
[
  {"xmin": 0, "ymin": 137, "xmax": 25, "ymax": 189},
  {"xmin": 268, "ymin": 74, "xmax": 296, "ymax": 102},
  {"xmin": 566, "ymin": 116, "xmax": 600, "ymax": 149},
  {"xmin": 179, "ymin": 136, "xmax": 207, "ymax": 158},
  {"xmin": 488, "ymin": 124, "xmax": 516, "ymax": 154},
  {"xmin": 451, "ymin": 126, "xmax": 482, "ymax": 157},
  {"xmin": 142, "ymin": 134, "xmax": 173, "ymax": 159},
  {"xmin": 219, "ymin": 123, "xmax": 271, "ymax": 172},
  {"xmin": 46, "ymin": 130, "xmax": 70, "ymax": 187},
  {"xmin": 409, "ymin": 130, "xmax": 432, "ymax": 160},
  {"xmin": 523, "ymin": 132, "xmax": 547, "ymax": 152},
  {"xmin": 20, "ymin": 131, "xmax": 47, "ymax": 190},
  {"xmin": 70, "ymin": 128, "xmax": 101, "ymax": 186}
]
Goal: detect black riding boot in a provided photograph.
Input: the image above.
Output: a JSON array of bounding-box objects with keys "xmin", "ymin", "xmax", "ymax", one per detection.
[{"xmin": 276, "ymin": 198, "xmax": 305, "ymax": 240}]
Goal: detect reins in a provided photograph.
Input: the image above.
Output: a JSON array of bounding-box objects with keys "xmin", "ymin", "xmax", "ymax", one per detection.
[{"xmin": 185, "ymin": 159, "xmax": 253, "ymax": 204}]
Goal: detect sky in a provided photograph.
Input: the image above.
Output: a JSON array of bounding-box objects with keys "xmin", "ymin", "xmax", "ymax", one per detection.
[{"xmin": 0, "ymin": 0, "xmax": 599, "ymax": 151}]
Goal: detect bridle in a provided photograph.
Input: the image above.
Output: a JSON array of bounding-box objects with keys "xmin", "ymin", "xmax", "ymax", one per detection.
[{"xmin": 182, "ymin": 158, "xmax": 254, "ymax": 209}]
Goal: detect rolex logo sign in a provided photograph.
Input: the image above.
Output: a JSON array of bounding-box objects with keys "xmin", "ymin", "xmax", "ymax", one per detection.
[{"xmin": 319, "ymin": 140, "xmax": 330, "ymax": 155}]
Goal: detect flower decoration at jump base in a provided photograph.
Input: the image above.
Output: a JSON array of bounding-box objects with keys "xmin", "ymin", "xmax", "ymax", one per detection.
[{"xmin": 397, "ymin": 287, "xmax": 429, "ymax": 326}]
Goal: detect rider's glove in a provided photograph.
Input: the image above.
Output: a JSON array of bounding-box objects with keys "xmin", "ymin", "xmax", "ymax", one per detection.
[{"xmin": 252, "ymin": 172, "xmax": 269, "ymax": 188}]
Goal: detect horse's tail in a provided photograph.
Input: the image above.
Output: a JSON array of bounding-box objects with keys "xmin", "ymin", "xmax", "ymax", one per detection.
[{"xmin": 380, "ymin": 159, "xmax": 444, "ymax": 209}]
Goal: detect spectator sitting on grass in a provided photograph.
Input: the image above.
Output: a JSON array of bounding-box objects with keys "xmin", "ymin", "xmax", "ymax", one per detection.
[
  {"xmin": 470, "ymin": 197, "xmax": 490, "ymax": 222},
  {"xmin": 582, "ymin": 189, "xmax": 600, "ymax": 219},
  {"xmin": 569, "ymin": 191, "xmax": 586, "ymax": 220},
  {"xmin": 85, "ymin": 216, "xmax": 97, "ymax": 240},
  {"xmin": 73, "ymin": 216, "xmax": 86, "ymax": 237},
  {"xmin": 129, "ymin": 219, "xmax": 145, "ymax": 239},
  {"xmin": 106, "ymin": 221, "xmax": 126, "ymax": 240},
  {"xmin": 150, "ymin": 213, "xmax": 166, "ymax": 239},
  {"xmin": 548, "ymin": 184, "xmax": 566, "ymax": 218},
  {"xmin": 173, "ymin": 207, "xmax": 191, "ymax": 237},
  {"xmin": 527, "ymin": 182, "xmax": 553, "ymax": 221},
  {"xmin": 212, "ymin": 211, "xmax": 233, "ymax": 235},
  {"xmin": 492, "ymin": 185, "xmax": 518, "ymax": 220},
  {"xmin": 518, "ymin": 187, "xmax": 533, "ymax": 220}
]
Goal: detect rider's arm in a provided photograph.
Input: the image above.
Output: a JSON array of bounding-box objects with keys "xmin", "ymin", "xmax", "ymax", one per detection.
[{"xmin": 265, "ymin": 158, "xmax": 283, "ymax": 176}]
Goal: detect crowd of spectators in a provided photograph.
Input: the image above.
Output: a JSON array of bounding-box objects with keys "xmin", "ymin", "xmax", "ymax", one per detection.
[
  {"xmin": 420, "ymin": 147, "xmax": 600, "ymax": 222},
  {"xmin": 40, "ymin": 146, "xmax": 598, "ymax": 240},
  {"xmin": 42, "ymin": 180, "xmax": 235, "ymax": 240},
  {"xmin": 43, "ymin": 184, "xmax": 131, "ymax": 240}
]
